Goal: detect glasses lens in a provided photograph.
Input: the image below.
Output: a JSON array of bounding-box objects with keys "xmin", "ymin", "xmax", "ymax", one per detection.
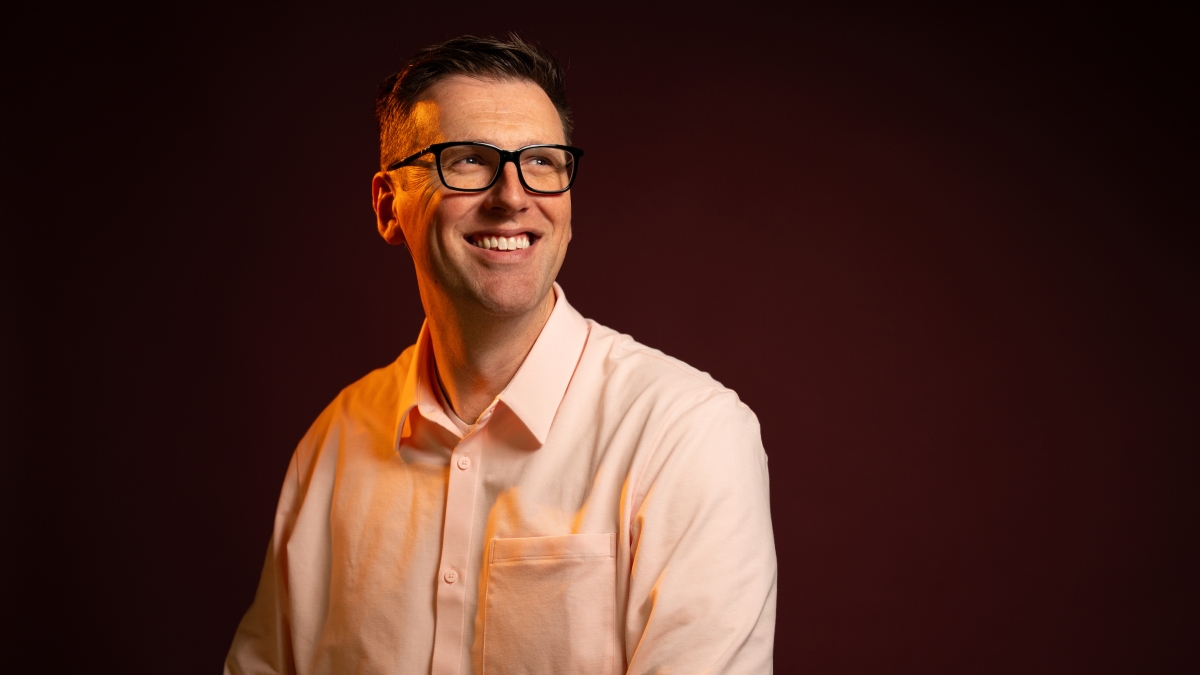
[
  {"xmin": 519, "ymin": 147, "xmax": 575, "ymax": 193},
  {"xmin": 438, "ymin": 144, "xmax": 502, "ymax": 190}
]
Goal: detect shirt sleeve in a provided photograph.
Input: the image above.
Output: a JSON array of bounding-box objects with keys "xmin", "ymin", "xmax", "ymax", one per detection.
[
  {"xmin": 624, "ymin": 388, "xmax": 777, "ymax": 674},
  {"xmin": 224, "ymin": 450, "xmax": 302, "ymax": 675}
]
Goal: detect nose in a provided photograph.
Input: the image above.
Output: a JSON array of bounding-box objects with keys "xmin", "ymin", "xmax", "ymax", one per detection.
[{"xmin": 483, "ymin": 161, "xmax": 529, "ymax": 213}]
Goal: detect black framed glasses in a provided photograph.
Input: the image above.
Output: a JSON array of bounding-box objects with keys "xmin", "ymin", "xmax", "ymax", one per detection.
[{"xmin": 387, "ymin": 142, "xmax": 583, "ymax": 194}]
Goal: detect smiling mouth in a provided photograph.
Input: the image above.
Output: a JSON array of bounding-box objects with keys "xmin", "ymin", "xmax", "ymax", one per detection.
[{"xmin": 468, "ymin": 233, "xmax": 534, "ymax": 251}]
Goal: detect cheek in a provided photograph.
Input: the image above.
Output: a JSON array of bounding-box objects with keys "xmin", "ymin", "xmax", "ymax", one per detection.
[
  {"xmin": 546, "ymin": 196, "xmax": 572, "ymax": 234},
  {"xmin": 406, "ymin": 182, "xmax": 443, "ymax": 222},
  {"xmin": 431, "ymin": 195, "xmax": 478, "ymax": 243}
]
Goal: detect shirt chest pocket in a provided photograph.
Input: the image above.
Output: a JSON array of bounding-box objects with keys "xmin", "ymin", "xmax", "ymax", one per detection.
[{"xmin": 482, "ymin": 533, "xmax": 617, "ymax": 675}]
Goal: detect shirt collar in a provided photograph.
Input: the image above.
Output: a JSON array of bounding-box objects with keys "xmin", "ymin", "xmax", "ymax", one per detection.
[
  {"xmin": 393, "ymin": 282, "xmax": 590, "ymax": 450},
  {"xmin": 496, "ymin": 283, "xmax": 590, "ymax": 445}
]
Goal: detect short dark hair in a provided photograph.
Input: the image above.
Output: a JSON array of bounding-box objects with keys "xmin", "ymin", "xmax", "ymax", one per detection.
[{"xmin": 375, "ymin": 34, "xmax": 573, "ymax": 169}]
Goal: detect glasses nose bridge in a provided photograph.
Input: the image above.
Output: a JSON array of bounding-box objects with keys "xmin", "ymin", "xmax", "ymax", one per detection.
[{"xmin": 492, "ymin": 148, "xmax": 525, "ymax": 185}]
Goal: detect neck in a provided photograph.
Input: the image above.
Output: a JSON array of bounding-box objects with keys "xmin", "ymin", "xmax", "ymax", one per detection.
[{"xmin": 424, "ymin": 288, "xmax": 556, "ymax": 424}]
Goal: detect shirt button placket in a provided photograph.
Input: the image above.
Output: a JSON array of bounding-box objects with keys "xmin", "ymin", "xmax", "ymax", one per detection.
[{"xmin": 430, "ymin": 430, "xmax": 483, "ymax": 675}]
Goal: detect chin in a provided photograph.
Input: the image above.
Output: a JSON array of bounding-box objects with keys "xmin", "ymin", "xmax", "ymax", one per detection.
[{"xmin": 469, "ymin": 275, "xmax": 553, "ymax": 317}]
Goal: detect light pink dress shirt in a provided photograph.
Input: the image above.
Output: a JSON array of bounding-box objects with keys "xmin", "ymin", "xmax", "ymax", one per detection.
[{"xmin": 225, "ymin": 285, "xmax": 777, "ymax": 674}]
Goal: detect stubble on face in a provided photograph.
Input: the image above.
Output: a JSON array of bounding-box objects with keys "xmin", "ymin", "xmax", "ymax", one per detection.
[{"xmin": 396, "ymin": 76, "xmax": 573, "ymax": 320}]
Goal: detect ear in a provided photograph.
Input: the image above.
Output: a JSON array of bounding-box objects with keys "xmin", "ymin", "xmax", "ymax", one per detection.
[{"xmin": 372, "ymin": 171, "xmax": 407, "ymax": 246}]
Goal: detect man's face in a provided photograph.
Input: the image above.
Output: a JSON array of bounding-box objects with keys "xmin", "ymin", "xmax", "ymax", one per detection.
[{"xmin": 374, "ymin": 75, "xmax": 572, "ymax": 318}]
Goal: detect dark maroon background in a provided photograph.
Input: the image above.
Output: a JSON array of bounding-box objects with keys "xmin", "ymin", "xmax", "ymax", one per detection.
[{"xmin": 4, "ymin": 3, "xmax": 1196, "ymax": 673}]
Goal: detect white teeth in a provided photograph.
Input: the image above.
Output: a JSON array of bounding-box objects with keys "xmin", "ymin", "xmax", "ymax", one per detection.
[{"xmin": 473, "ymin": 234, "xmax": 531, "ymax": 250}]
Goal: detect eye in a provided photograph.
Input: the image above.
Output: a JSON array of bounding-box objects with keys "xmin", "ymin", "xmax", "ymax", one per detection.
[{"xmin": 523, "ymin": 154, "xmax": 557, "ymax": 168}]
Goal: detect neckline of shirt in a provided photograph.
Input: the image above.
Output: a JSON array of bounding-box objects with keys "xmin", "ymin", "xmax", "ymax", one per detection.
[
  {"xmin": 431, "ymin": 365, "xmax": 474, "ymax": 437},
  {"xmin": 394, "ymin": 282, "xmax": 590, "ymax": 450}
]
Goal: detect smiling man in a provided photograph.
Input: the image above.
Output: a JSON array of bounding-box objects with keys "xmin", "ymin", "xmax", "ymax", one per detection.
[{"xmin": 225, "ymin": 36, "xmax": 776, "ymax": 675}]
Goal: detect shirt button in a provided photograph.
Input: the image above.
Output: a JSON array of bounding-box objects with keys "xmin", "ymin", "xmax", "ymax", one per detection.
[
  {"xmin": 456, "ymin": 456, "xmax": 472, "ymax": 471},
  {"xmin": 443, "ymin": 569, "xmax": 458, "ymax": 584}
]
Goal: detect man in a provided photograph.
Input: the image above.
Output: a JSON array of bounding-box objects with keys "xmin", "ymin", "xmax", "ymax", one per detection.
[{"xmin": 226, "ymin": 35, "xmax": 776, "ymax": 675}]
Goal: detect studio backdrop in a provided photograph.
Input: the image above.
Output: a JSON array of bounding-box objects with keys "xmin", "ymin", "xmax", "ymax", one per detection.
[{"xmin": 3, "ymin": 4, "xmax": 1196, "ymax": 673}]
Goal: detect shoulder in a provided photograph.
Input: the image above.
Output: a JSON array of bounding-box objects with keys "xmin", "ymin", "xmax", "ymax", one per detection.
[
  {"xmin": 292, "ymin": 344, "xmax": 417, "ymax": 472},
  {"xmin": 332, "ymin": 344, "xmax": 417, "ymax": 416},
  {"xmin": 585, "ymin": 320, "xmax": 753, "ymax": 409},
  {"xmin": 579, "ymin": 319, "xmax": 762, "ymax": 448},
  {"xmin": 577, "ymin": 322, "xmax": 767, "ymax": 507}
]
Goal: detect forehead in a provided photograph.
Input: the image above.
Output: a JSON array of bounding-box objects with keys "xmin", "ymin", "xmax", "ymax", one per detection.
[{"xmin": 411, "ymin": 75, "xmax": 565, "ymax": 147}]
